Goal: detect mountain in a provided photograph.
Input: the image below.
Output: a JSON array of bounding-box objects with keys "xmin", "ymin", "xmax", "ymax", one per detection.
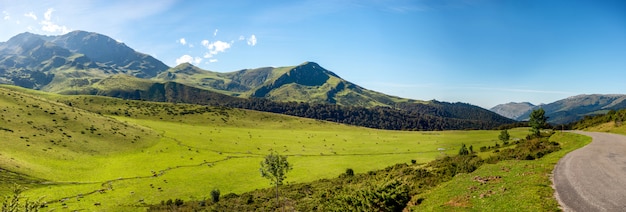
[
  {"xmin": 519, "ymin": 94, "xmax": 626, "ymax": 124},
  {"xmin": 0, "ymin": 30, "xmax": 167, "ymax": 91},
  {"xmin": 45, "ymin": 31, "xmax": 168, "ymax": 78},
  {"xmin": 490, "ymin": 102, "xmax": 536, "ymax": 120},
  {"xmin": 156, "ymin": 61, "xmax": 415, "ymax": 107},
  {"xmin": 0, "ymin": 31, "xmax": 516, "ymax": 130},
  {"xmin": 492, "ymin": 94, "xmax": 626, "ymax": 124}
]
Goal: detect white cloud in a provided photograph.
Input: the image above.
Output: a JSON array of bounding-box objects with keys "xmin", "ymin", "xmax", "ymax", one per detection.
[
  {"xmin": 176, "ymin": 55, "xmax": 193, "ymax": 64},
  {"xmin": 209, "ymin": 59, "xmax": 218, "ymax": 63},
  {"xmin": 247, "ymin": 34, "xmax": 257, "ymax": 46},
  {"xmin": 40, "ymin": 8, "xmax": 70, "ymax": 34},
  {"xmin": 24, "ymin": 12, "xmax": 37, "ymax": 20},
  {"xmin": 175, "ymin": 54, "xmax": 202, "ymax": 65},
  {"xmin": 213, "ymin": 29, "xmax": 218, "ymax": 37},
  {"xmin": 3, "ymin": 11, "xmax": 10, "ymax": 20},
  {"xmin": 239, "ymin": 35, "xmax": 245, "ymax": 41},
  {"xmin": 201, "ymin": 39, "xmax": 232, "ymax": 58},
  {"xmin": 210, "ymin": 41, "xmax": 231, "ymax": 54},
  {"xmin": 178, "ymin": 38, "xmax": 187, "ymax": 45},
  {"xmin": 44, "ymin": 8, "xmax": 54, "ymax": 20}
]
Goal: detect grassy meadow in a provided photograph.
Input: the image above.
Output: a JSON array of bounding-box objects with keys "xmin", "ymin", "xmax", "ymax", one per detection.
[
  {"xmin": 0, "ymin": 85, "xmax": 531, "ymax": 211},
  {"xmin": 410, "ymin": 132, "xmax": 591, "ymax": 211}
]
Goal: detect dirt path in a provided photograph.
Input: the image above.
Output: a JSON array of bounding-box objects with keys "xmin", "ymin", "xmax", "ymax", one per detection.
[{"xmin": 554, "ymin": 131, "xmax": 626, "ymax": 211}]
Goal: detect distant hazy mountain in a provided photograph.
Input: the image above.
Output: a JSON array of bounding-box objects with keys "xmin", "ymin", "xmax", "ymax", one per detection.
[
  {"xmin": 0, "ymin": 30, "xmax": 516, "ymax": 130},
  {"xmin": 492, "ymin": 94, "xmax": 626, "ymax": 124},
  {"xmin": 519, "ymin": 94, "xmax": 626, "ymax": 124},
  {"xmin": 490, "ymin": 102, "xmax": 536, "ymax": 120}
]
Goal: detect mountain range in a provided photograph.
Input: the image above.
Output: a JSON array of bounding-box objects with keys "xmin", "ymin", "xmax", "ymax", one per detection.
[
  {"xmin": 0, "ymin": 31, "xmax": 429, "ymax": 107},
  {"xmin": 4, "ymin": 30, "xmax": 621, "ymax": 129},
  {"xmin": 490, "ymin": 94, "xmax": 626, "ymax": 124}
]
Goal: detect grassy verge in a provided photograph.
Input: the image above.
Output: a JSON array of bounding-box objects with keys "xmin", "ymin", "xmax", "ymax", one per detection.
[
  {"xmin": 410, "ymin": 132, "xmax": 591, "ymax": 211},
  {"xmin": 584, "ymin": 122, "xmax": 626, "ymax": 135}
]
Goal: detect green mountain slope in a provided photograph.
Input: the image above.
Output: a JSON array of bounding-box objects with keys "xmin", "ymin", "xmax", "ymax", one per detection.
[
  {"xmin": 0, "ymin": 85, "xmax": 161, "ymax": 179},
  {"xmin": 0, "ymin": 30, "xmax": 168, "ymax": 92},
  {"xmin": 0, "ymin": 85, "xmax": 522, "ymax": 211},
  {"xmin": 0, "ymin": 31, "xmax": 515, "ymax": 130},
  {"xmin": 158, "ymin": 62, "xmax": 419, "ymax": 108}
]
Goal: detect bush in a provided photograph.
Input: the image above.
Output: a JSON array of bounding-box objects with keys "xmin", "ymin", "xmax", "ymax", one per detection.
[
  {"xmin": 345, "ymin": 168, "xmax": 354, "ymax": 177},
  {"xmin": 211, "ymin": 189, "xmax": 220, "ymax": 203}
]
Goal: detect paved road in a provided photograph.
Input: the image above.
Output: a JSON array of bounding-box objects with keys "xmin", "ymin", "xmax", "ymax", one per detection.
[{"xmin": 554, "ymin": 131, "xmax": 626, "ymax": 211}]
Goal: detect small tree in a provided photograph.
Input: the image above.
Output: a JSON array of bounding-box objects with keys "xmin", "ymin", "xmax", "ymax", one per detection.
[
  {"xmin": 1, "ymin": 184, "xmax": 43, "ymax": 212},
  {"xmin": 529, "ymin": 108, "xmax": 548, "ymax": 136},
  {"xmin": 260, "ymin": 151, "xmax": 292, "ymax": 211},
  {"xmin": 210, "ymin": 189, "xmax": 220, "ymax": 203},
  {"xmin": 499, "ymin": 129, "xmax": 510, "ymax": 143},
  {"xmin": 458, "ymin": 143, "xmax": 469, "ymax": 155}
]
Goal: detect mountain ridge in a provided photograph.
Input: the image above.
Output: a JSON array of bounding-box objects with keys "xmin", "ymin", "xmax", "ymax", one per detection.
[
  {"xmin": 491, "ymin": 94, "xmax": 626, "ymax": 124},
  {"xmin": 0, "ymin": 30, "xmax": 516, "ymax": 130}
]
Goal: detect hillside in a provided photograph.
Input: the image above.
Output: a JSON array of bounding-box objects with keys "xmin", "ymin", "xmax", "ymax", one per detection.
[
  {"xmin": 45, "ymin": 76, "xmax": 511, "ymax": 130},
  {"xmin": 0, "ymin": 31, "xmax": 515, "ymax": 130},
  {"xmin": 568, "ymin": 108, "xmax": 626, "ymax": 134},
  {"xmin": 0, "ymin": 85, "xmax": 526, "ymax": 211},
  {"xmin": 157, "ymin": 61, "xmax": 413, "ymax": 107},
  {"xmin": 0, "ymin": 85, "xmax": 161, "ymax": 188}
]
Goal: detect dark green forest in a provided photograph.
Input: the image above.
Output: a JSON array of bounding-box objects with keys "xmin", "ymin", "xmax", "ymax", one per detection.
[{"xmin": 91, "ymin": 82, "xmax": 516, "ymax": 131}]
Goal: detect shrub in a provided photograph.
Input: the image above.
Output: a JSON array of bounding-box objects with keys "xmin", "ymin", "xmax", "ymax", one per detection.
[
  {"xmin": 210, "ymin": 189, "xmax": 220, "ymax": 203},
  {"xmin": 345, "ymin": 168, "xmax": 354, "ymax": 177},
  {"xmin": 458, "ymin": 143, "xmax": 469, "ymax": 155}
]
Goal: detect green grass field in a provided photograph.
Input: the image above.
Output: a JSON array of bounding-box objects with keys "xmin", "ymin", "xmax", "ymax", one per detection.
[
  {"xmin": 410, "ymin": 132, "xmax": 591, "ymax": 211},
  {"xmin": 0, "ymin": 85, "xmax": 530, "ymax": 211}
]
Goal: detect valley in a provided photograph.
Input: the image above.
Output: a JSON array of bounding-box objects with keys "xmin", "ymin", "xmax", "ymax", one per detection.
[{"xmin": 0, "ymin": 29, "xmax": 623, "ymax": 211}]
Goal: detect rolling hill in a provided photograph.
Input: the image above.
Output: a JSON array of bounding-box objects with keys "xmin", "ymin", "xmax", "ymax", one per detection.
[
  {"xmin": 0, "ymin": 30, "xmax": 515, "ymax": 130},
  {"xmin": 0, "ymin": 84, "xmax": 527, "ymax": 211}
]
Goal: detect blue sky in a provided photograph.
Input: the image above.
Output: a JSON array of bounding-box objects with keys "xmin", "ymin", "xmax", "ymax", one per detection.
[{"xmin": 1, "ymin": 0, "xmax": 625, "ymax": 108}]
